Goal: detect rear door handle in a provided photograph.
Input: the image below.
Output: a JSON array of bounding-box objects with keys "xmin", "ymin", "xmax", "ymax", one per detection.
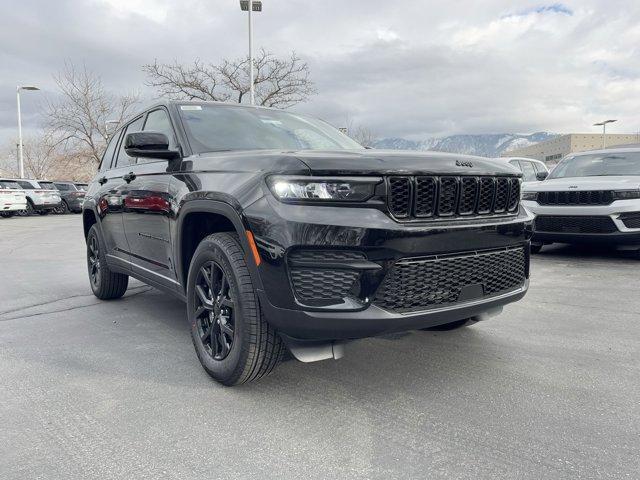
[
  {"xmin": 123, "ymin": 172, "xmax": 137, "ymax": 183},
  {"xmin": 98, "ymin": 176, "xmax": 107, "ymax": 185}
]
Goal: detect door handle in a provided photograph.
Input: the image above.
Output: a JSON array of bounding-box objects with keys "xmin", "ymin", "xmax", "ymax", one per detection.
[
  {"xmin": 123, "ymin": 172, "xmax": 137, "ymax": 183},
  {"xmin": 98, "ymin": 176, "xmax": 107, "ymax": 185}
]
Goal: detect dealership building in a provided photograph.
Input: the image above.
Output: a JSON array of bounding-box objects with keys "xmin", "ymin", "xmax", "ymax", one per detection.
[{"xmin": 501, "ymin": 133, "xmax": 640, "ymax": 165}]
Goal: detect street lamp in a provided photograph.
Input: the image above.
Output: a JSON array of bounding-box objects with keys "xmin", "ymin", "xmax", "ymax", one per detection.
[
  {"xmin": 16, "ymin": 85, "xmax": 40, "ymax": 179},
  {"xmin": 239, "ymin": 0, "xmax": 262, "ymax": 105},
  {"xmin": 593, "ymin": 119, "xmax": 617, "ymax": 149}
]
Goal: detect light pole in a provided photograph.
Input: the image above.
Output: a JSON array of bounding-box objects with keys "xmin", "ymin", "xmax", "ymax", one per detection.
[
  {"xmin": 240, "ymin": 0, "xmax": 262, "ymax": 105},
  {"xmin": 593, "ymin": 119, "xmax": 616, "ymax": 149},
  {"xmin": 16, "ymin": 85, "xmax": 40, "ymax": 178}
]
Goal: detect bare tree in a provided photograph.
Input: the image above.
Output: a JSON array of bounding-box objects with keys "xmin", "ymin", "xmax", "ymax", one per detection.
[
  {"xmin": 144, "ymin": 49, "xmax": 315, "ymax": 108},
  {"xmin": 344, "ymin": 115, "xmax": 378, "ymax": 147},
  {"xmin": 21, "ymin": 131, "xmax": 60, "ymax": 179},
  {"xmin": 46, "ymin": 63, "xmax": 139, "ymax": 165}
]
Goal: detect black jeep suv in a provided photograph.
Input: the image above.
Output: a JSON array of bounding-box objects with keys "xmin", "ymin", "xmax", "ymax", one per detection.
[{"xmin": 83, "ymin": 100, "xmax": 531, "ymax": 385}]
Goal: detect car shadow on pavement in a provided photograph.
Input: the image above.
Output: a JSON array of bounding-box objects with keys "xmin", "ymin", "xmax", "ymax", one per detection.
[{"xmin": 537, "ymin": 242, "xmax": 638, "ymax": 262}]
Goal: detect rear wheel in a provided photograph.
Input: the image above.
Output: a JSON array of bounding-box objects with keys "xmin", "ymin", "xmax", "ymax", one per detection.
[
  {"xmin": 86, "ymin": 225, "xmax": 129, "ymax": 299},
  {"xmin": 421, "ymin": 318, "xmax": 476, "ymax": 331},
  {"xmin": 0, "ymin": 212, "xmax": 14, "ymax": 218},
  {"xmin": 188, "ymin": 232, "xmax": 284, "ymax": 386},
  {"xmin": 25, "ymin": 200, "xmax": 34, "ymax": 215}
]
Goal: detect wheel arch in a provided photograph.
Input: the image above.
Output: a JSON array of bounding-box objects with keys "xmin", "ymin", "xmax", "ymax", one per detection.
[
  {"xmin": 82, "ymin": 208, "xmax": 97, "ymax": 238},
  {"xmin": 175, "ymin": 200, "xmax": 263, "ymax": 295}
]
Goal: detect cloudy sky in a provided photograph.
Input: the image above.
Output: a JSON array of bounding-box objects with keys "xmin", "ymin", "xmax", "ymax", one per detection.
[{"xmin": 1, "ymin": 0, "xmax": 639, "ymax": 144}]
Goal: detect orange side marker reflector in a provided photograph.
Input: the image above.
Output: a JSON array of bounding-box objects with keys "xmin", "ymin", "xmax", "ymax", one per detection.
[{"xmin": 245, "ymin": 230, "xmax": 261, "ymax": 266}]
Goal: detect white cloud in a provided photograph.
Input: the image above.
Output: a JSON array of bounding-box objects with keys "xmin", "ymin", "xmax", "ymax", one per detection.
[{"xmin": 1, "ymin": 0, "xmax": 639, "ymax": 143}]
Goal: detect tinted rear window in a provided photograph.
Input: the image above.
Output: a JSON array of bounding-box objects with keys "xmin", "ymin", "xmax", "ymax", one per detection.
[
  {"xmin": 17, "ymin": 181, "xmax": 35, "ymax": 189},
  {"xmin": 54, "ymin": 183, "xmax": 76, "ymax": 191},
  {"xmin": 38, "ymin": 181, "xmax": 55, "ymax": 189}
]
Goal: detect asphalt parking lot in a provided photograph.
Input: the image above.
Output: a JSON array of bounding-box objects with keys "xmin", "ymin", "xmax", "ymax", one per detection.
[{"xmin": 1, "ymin": 214, "xmax": 639, "ymax": 479}]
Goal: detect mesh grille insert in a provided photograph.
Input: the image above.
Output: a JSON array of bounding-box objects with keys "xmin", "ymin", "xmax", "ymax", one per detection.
[
  {"xmin": 388, "ymin": 177, "xmax": 411, "ymax": 218},
  {"xmin": 374, "ymin": 247, "xmax": 526, "ymax": 313},
  {"xmin": 414, "ymin": 177, "xmax": 437, "ymax": 217},
  {"xmin": 290, "ymin": 269, "xmax": 359, "ymax": 301}
]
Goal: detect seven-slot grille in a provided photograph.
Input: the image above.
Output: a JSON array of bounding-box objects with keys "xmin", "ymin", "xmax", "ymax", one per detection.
[
  {"xmin": 374, "ymin": 247, "xmax": 526, "ymax": 313},
  {"xmin": 387, "ymin": 176, "xmax": 520, "ymax": 220},
  {"xmin": 537, "ymin": 190, "xmax": 614, "ymax": 206}
]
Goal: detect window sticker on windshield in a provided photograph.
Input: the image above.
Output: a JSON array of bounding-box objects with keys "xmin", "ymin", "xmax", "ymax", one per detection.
[
  {"xmin": 180, "ymin": 105, "xmax": 202, "ymax": 111},
  {"xmin": 260, "ymin": 119, "xmax": 282, "ymax": 125}
]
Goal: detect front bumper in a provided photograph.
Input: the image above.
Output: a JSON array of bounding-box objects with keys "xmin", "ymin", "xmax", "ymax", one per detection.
[
  {"xmin": 1, "ymin": 202, "xmax": 27, "ymax": 212},
  {"xmin": 523, "ymin": 199, "xmax": 640, "ymax": 246},
  {"xmin": 246, "ymin": 197, "xmax": 532, "ymax": 341}
]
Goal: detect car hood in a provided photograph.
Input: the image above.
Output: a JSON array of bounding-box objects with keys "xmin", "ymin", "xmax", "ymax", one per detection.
[
  {"xmin": 523, "ymin": 176, "xmax": 640, "ymax": 192},
  {"xmin": 290, "ymin": 149, "xmax": 520, "ymax": 176}
]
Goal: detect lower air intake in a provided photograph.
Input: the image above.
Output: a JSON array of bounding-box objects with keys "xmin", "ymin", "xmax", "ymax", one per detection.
[{"xmin": 374, "ymin": 247, "xmax": 526, "ymax": 313}]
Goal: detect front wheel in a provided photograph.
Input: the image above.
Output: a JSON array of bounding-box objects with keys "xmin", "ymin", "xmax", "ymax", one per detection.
[
  {"xmin": 187, "ymin": 232, "xmax": 285, "ymax": 386},
  {"xmin": 86, "ymin": 225, "xmax": 129, "ymax": 299}
]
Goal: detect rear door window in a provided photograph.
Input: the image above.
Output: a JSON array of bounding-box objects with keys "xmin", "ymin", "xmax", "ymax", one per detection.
[{"xmin": 17, "ymin": 180, "xmax": 35, "ymax": 189}]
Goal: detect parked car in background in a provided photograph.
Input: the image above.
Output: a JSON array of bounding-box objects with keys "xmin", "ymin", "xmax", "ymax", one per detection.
[
  {"xmin": 522, "ymin": 147, "xmax": 640, "ymax": 255},
  {"xmin": 47, "ymin": 181, "xmax": 86, "ymax": 213},
  {"xmin": 496, "ymin": 157, "xmax": 550, "ymax": 186},
  {"xmin": 82, "ymin": 100, "xmax": 532, "ymax": 386},
  {"xmin": 6, "ymin": 178, "xmax": 62, "ymax": 215},
  {"xmin": 75, "ymin": 183, "xmax": 89, "ymax": 191},
  {"xmin": 0, "ymin": 180, "xmax": 27, "ymax": 217}
]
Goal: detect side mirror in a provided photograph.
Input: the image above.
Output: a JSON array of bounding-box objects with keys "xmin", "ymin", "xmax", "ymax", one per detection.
[
  {"xmin": 124, "ymin": 132, "xmax": 181, "ymax": 160},
  {"xmin": 536, "ymin": 171, "xmax": 548, "ymax": 181}
]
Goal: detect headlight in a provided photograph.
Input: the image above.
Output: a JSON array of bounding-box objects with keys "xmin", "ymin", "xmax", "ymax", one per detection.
[
  {"xmin": 613, "ymin": 190, "xmax": 640, "ymax": 200},
  {"xmin": 268, "ymin": 176, "xmax": 380, "ymax": 202},
  {"xmin": 521, "ymin": 192, "xmax": 538, "ymax": 201}
]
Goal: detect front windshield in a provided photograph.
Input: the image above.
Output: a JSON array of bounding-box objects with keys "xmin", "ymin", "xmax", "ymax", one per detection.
[
  {"xmin": 179, "ymin": 104, "xmax": 363, "ymax": 153},
  {"xmin": 549, "ymin": 151, "xmax": 640, "ymax": 179}
]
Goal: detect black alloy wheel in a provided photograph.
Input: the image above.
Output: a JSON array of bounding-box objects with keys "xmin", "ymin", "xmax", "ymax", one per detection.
[
  {"xmin": 87, "ymin": 233, "xmax": 101, "ymax": 288},
  {"xmin": 86, "ymin": 224, "xmax": 128, "ymax": 299},
  {"xmin": 188, "ymin": 232, "xmax": 284, "ymax": 386},
  {"xmin": 194, "ymin": 261, "xmax": 236, "ymax": 361}
]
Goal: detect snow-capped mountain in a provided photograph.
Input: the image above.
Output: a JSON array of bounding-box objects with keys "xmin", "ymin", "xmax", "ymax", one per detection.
[{"xmin": 372, "ymin": 132, "xmax": 556, "ymax": 157}]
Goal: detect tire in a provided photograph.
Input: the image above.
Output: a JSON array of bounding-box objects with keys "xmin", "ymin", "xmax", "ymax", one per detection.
[
  {"xmin": 60, "ymin": 201, "xmax": 69, "ymax": 214},
  {"xmin": 530, "ymin": 243, "xmax": 543, "ymax": 254},
  {"xmin": 187, "ymin": 232, "xmax": 285, "ymax": 386},
  {"xmin": 421, "ymin": 318, "xmax": 476, "ymax": 331},
  {"xmin": 0, "ymin": 212, "xmax": 14, "ymax": 218},
  {"xmin": 25, "ymin": 200, "xmax": 34, "ymax": 215},
  {"xmin": 86, "ymin": 224, "xmax": 129, "ymax": 300}
]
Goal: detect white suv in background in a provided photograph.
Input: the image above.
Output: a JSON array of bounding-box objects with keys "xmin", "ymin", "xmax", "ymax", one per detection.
[
  {"xmin": 521, "ymin": 147, "xmax": 640, "ymax": 255},
  {"xmin": 496, "ymin": 157, "xmax": 550, "ymax": 186},
  {"xmin": 0, "ymin": 180, "xmax": 27, "ymax": 217},
  {"xmin": 10, "ymin": 178, "xmax": 62, "ymax": 215}
]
